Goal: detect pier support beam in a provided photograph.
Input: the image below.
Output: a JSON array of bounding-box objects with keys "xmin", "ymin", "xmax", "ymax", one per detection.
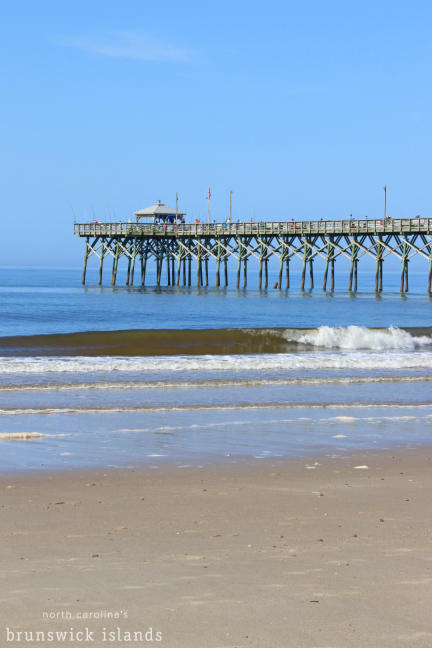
[
  {"xmin": 354, "ymin": 258, "xmax": 358, "ymax": 292},
  {"xmin": 205, "ymin": 257, "xmax": 209, "ymax": 287},
  {"xmin": 155, "ymin": 257, "xmax": 160, "ymax": 287},
  {"xmin": 323, "ymin": 242, "xmax": 330, "ymax": 291},
  {"xmin": 167, "ymin": 252, "xmax": 171, "ymax": 286},
  {"xmin": 400, "ymin": 242, "xmax": 409, "ymax": 292},
  {"xmin": 98, "ymin": 241, "xmax": 105, "ymax": 286},
  {"xmin": 278, "ymin": 245, "xmax": 284, "ymax": 290},
  {"xmin": 156, "ymin": 248, "xmax": 162, "ymax": 287},
  {"xmin": 130, "ymin": 242, "xmax": 136, "ymax": 286},
  {"xmin": 82, "ymin": 238, "xmax": 89, "ymax": 285},
  {"xmin": 428, "ymin": 251, "xmax": 432, "ymax": 294},
  {"xmin": 126, "ymin": 250, "xmax": 132, "ymax": 286},
  {"xmin": 379, "ymin": 258, "xmax": 383, "ymax": 292},
  {"xmin": 301, "ymin": 242, "xmax": 307, "ymax": 291},
  {"xmin": 348, "ymin": 241, "xmax": 357, "ymax": 292},
  {"xmin": 111, "ymin": 242, "xmax": 119, "ymax": 286},
  {"xmin": 141, "ymin": 250, "xmax": 147, "ymax": 286},
  {"xmin": 258, "ymin": 245, "xmax": 264, "ymax": 290},
  {"xmin": 285, "ymin": 255, "xmax": 290, "ymax": 290},
  {"xmin": 216, "ymin": 243, "xmax": 221, "ymax": 287},
  {"xmin": 196, "ymin": 243, "xmax": 204, "ymax": 288},
  {"xmin": 197, "ymin": 254, "xmax": 201, "ymax": 288},
  {"xmin": 301, "ymin": 242, "xmax": 314, "ymax": 290},
  {"xmin": 176, "ymin": 252, "xmax": 182, "ymax": 287},
  {"xmin": 236, "ymin": 247, "xmax": 241, "ymax": 289},
  {"xmin": 330, "ymin": 257, "xmax": 335, "ymax": 291},
  {"xmin": 375, "ymin": 236, "xmax": 383, "ymax": 293}
]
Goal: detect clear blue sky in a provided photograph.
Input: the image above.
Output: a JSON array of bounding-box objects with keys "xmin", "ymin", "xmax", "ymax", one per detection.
[{"xmin": 1, "ymin": 0, "xmax": 431, "ymax": 265}]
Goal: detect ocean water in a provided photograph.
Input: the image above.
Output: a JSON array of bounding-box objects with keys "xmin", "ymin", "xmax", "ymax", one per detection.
[{"xmin": 0, "ymin": 267, "xmax": 431, "ymax": 471}]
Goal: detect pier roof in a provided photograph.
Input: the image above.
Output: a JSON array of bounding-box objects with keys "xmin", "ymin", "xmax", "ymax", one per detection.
[{"xmin": 134, "ymin": 200, "xmax": 185, "ymax": 221}]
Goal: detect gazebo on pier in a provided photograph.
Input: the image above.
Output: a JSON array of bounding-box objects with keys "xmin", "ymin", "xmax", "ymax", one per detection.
[{"xmin": 134, "ymin": 200, "xmax": 186, "ymax": 224}]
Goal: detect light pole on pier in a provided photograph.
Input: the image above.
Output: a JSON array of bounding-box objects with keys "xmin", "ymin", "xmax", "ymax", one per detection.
[{"xmin": 383, "ymin": 185, "xmax": 387, "ymax": 219}]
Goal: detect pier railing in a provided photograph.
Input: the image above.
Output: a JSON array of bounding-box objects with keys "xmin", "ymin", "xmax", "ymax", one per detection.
[{"xmin": 74, "ymin": 218, "xmax": 432, "ymax": 238}]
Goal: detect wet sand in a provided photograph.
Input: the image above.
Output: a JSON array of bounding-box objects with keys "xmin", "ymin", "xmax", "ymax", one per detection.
[{"xmin": 1, "ymin": 449, "xmax": 432, "ymax": 647}]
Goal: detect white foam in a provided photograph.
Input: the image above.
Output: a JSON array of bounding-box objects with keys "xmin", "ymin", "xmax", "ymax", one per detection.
[
  {"xmin": 0, "ymin": 348, "xmax": 432, "ymax": 374},
  {"xmin": 291, "ymin": 325, "xmax": 432, "ymax": 351},
  {"xmin": 1, "ymin": 404, "xmax": 432, "ymax": 416},
  {"xmin": 1, "ymin": 374, "xmax": 431, "ymax": 392},
  {"xmin": 321, "ymin": 415, "xmax": 424, "ymax": 423},
  {"xmin": 0, "ymin": 432, "xmax": 67, "ymax": 440},
  {"xmin": 115, "ymin": 428, "xmax": 150, "ymax": 434}
]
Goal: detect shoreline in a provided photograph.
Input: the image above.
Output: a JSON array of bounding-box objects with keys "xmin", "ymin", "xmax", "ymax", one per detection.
[
  {"xmin": 0, "ymin": 440, "xmax": 430, "ymax": 477},
  {"xmin": 2, "ymin": 446, "xmax": 432, "ymax": 647}
]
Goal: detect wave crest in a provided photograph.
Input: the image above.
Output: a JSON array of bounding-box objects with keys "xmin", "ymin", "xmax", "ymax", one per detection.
[
  {"xmin": 0, "ymin": 350, "xmax": 432, "ymax": 373},
  {"xmin": 289, "ymin": 326, "xmax": 432, "ymax": 351}
]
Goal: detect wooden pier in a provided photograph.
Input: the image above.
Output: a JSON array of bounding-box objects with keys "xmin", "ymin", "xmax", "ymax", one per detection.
[{"xmin": 75, "ymin": 218, "xmax": 432, "ymax": 292}]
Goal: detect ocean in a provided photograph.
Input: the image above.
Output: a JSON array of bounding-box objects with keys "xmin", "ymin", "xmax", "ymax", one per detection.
[{"xmin": 0, "ymin": 266, "xmax": 431, "ymax": 471}]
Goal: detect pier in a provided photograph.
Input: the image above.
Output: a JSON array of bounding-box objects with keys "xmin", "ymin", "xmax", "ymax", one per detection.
[{"xmin": 75, "ymin": 218, "xmax": 432, "ymax": 292}]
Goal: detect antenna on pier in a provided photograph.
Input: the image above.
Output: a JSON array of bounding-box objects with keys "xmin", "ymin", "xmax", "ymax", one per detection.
[
  {"xmin": 383, "ymin": 185, "xmax": 387, "ymax": 219},
  {"xmin": 229, "ymin": 190, "xmax": 233, "ymax": 223},
  {"xmin": 176, "ymin": 192, "xmax": 178, "ymax": 224},
  {"xmin": 206, "ymin": 186, "xmax": 211, "ymax": 224}
]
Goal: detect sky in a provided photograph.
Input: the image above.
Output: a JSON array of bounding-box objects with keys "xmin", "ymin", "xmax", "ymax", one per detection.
[{"xmin": 1, "ymin": 0, "xmax": 431, "ymax": 266}]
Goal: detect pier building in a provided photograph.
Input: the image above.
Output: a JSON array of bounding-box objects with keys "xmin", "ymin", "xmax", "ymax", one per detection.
[{"xmin": 134, "ymin": 200, "xmax": 186, "ymax": 224}]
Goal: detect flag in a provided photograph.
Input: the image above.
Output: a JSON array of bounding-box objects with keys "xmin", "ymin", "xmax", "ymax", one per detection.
[{"xmin": 207, "ymin": 186, "xmax": 211, "ymax": 200}]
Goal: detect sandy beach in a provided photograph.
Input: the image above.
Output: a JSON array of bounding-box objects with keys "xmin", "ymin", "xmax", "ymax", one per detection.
[{"xmin": 1, "ymin": 448, "xmax": 432, "ymax": 647}]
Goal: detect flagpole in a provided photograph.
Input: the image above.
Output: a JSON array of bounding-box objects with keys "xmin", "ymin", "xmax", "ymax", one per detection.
[
  {"xmin": 207, "ymin": 187, "xmax": 211, "ymax": 224},
  {"xmin": 383, "ymin": 185, "xmax": 387, "ymax": 219},
  {"xmin": 176, "ymin": 192, "xmax": 178, "ymax": 224},
  {"xmin": 229, "ymin": 190, "xmax": 233, "ymax": 223}
]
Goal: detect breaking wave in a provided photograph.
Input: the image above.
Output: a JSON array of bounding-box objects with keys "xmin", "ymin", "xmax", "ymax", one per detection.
[
  {"xmin": 0, "ymin": 326, "xmax": 430, "ymax": 378},
  {"xmin": 0, "ymin": 350, "xmax": 431, "ymax": 374},
  {"xmin": 0, "ymin": 326, "xmax": 430, "ymax": 357},
  {"xmin": 291, "ymin": 325, "xmax": 432, "ymax": 350}
]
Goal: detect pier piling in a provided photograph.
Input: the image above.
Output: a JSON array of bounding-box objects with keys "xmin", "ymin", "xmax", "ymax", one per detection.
[{"xmin": 81, "ymin": 238, "xmax": 89, "ymax": 285}]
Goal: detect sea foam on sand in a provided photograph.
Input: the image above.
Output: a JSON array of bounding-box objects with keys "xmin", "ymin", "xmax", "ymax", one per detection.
[{"xmin": 0, "ymin": 432, "xmax": 66, "ymax": 441}]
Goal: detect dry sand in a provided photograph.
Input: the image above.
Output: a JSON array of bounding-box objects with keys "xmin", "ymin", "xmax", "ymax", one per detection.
[{"xmin": 1, "ymin": 449, "xmax": 432, "ymax": 647}]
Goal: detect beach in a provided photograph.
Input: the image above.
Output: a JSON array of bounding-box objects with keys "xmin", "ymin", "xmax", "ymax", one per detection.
[
  {"xmin": 1, "ymin": 448, "xmax": 432, "ymax": 647},
  {"xmin": 1, "ymin": 269, "xmax": 432, "ymax": 646}
]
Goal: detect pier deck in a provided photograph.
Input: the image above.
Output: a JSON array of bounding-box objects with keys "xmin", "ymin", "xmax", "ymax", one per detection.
[
  {"xmin": 74, "ymin": 218, "xmax": 432, "ymax": 292},
  {"xmin": 75, "ymin": 217, "xmax": 432, "ymax": 238}
]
